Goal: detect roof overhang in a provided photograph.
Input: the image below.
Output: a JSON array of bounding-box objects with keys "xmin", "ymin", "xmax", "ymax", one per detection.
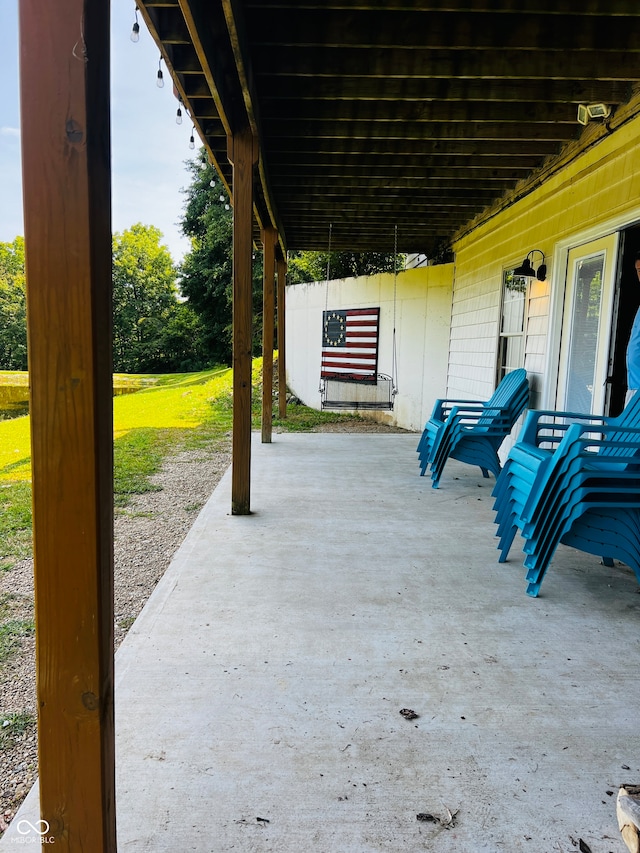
[{"xmin": 136, "ymin": 1, "xmax": 640, "ymax": 255}]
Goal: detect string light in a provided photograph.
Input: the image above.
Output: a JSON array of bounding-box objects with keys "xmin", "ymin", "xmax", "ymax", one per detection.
[
  {"xmin": 176, "ymin": 101, "xmax": 183, "ymax": 125},
  {"xmin": 156, "ymin": 56, "xmax": 164, "ymax": 88},
  {"xmin": 189, "ymin": 127, "xmax": 196, "ymax": 149},
  {"xmin": 209, "ymin": 179, "xmax": 216, "ymax": 188},
  {"xmin": 130, "ymin": 6, "xmax": 140, "ymax": 42}
]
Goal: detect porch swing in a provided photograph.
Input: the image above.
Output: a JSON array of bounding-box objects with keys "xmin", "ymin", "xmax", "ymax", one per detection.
[{"xmin": 319, "ymin": 226, "xmax": 399, "ymax": 411}]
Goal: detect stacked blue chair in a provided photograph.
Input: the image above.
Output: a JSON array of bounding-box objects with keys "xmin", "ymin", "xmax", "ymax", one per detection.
[
  {"xmin": 417, "ymin": 368, "xmax": 529, "ymax": 489},
  {"xmin": 492, "ymin": 394, "xmax": 640, "ymax": 596}
]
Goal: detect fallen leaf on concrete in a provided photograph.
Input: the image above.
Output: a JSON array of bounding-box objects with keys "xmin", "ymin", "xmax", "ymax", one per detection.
[
  {"xmin": 256, "ymin": 816, "xmax": 270, "ymax": 824},
  {"xmin": 441, "ymin": 805, "xmax": 459, "ymax": 828},
  {"xmin": 399, "ymin": 708, "xmax": 419, "ymax": 720},
  {"xmin": 416, "ymin": 808, "xmax": 459, "ymax": 828},
  {"xmin": 578, "ymin": 840, "xmax": 593, "ymax": 853}
]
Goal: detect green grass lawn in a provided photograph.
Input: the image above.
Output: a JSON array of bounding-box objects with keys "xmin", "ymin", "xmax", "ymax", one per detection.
[
  {"xmin": 0, "ymin": 361, "xmax": 356, "ymax": 570},
  {"xmin": 0, "ymin": 365, "xmax": 235, "ymax": 568}
]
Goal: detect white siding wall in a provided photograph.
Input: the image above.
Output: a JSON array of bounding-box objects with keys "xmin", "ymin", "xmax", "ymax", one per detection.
[
  {"xmin": 285, "ymin": 266, "xmax": 453, "ymax": 431},
  {"xmin": 450, "ymin": 112, "xmax": 640, "ymax": 415}
]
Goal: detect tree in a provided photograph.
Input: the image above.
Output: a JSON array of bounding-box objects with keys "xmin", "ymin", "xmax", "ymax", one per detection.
[
  {"xmin": 287, "ymin": 249, "xmax": 405, "ymax": 285},
  {"xmin": 112, "ymin": 223, "xmax": 207, "ymax": 373},
  {"xmin": 0, "ymin": 237, "xmax": 27, "ymax": 370},
  {"xmin": 178, "ymin": 151, "xmax": 263, "ymax": 366}
]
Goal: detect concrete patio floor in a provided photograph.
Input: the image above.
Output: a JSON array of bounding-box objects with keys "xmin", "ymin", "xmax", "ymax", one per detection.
[{"xmin": 3, "ymin": 432, "xmax": 640, "ymax": 852}]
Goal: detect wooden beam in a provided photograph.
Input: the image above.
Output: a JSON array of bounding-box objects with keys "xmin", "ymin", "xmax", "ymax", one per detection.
[
  {"xmin": 262, "ymin": 119, "xmax": 576, "ymax": 142},
  {"xmin": 253, "ymin": 46, "xmax": 640, "ymax": 81},
  {"xmin": 240, "ymin": 0, "xmax": 640, "ymax": 12},
  {"xmin": 249, "ymin": 9, "xmax": 640, "ymax": 52},
  {"xmin": 228, "ymin": 127, "xmax": 258, "ymax": 514},
  {"xmin": 257, "ymin": 75, "xmax": 633, "ymax": 106},
  {"xmin": 266, "ymin": 138, "xmax": 563, "ymax": 159},
  {"xmin": 19, "ymin": 0, "xmax": 115, "ymax": 849},
  {"xmin": 277, "ymin": 256, "xmax": 287, "ymax": 420},
  {"xmin": 261, "ymin": 99, "xmax": 580, "ymax": 125},
  {"xmin": 261, "ymin": 226, "xmax": 277, "ymax": 443},
  {"xmin": 266, "ymin": 154, "xmax": 556, "ymax": 173}
]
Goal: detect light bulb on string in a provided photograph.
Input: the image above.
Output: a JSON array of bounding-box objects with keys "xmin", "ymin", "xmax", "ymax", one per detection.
[
  {"xmin": 189, "ymin": 127, "xmax": 196, "ymax": 149},
  {"xmin": 209, "ymin": 179, "xmax": 216, "ymax": 188},
  {"xmin": 156, "ymin": 56, "xmax": 164, "ymax": 88},
  {"xmin": 219, "ymin": 194, "xmax": 225, "ymax": 202},
  {"xmin": 131, "ymin": 6, "xmax": 140, "ymax": 42},
  {"xmin": 225, "ymin": 204, "xmax": 230, "ymax": 210},
  {"xmin": 176, "ymin": 104, "xmax": 182, "ymax": 125}
]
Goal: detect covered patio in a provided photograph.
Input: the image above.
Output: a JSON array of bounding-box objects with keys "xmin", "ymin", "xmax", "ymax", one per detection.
[
  {"xmin": 15, "ymin": 1, "xmax": 640, "ymax": 849},
  {"xmin": 4, "ymin": 433, "xmax": 638, "ymax": 851}
]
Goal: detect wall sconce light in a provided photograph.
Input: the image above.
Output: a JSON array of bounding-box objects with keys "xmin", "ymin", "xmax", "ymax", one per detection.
[
  {"xmin": 577, "ymin": 103, "xmax": 612, "ymax": 126},
  {"xmin": 514, "ymin": 249, "xmax": 547, "ymax": 281}
]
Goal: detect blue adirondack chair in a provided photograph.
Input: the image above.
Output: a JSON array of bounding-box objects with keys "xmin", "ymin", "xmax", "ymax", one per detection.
[
  {"xmin": 417, "ymin": 368, "xmax": 529, "ymax": 488},
  {"xmin": 519, "ymin": 427, "xmax": 640, "ymax": 595},
  {"xmin": 494, "ymin": 394, "xmax": 640, "ymax": 562},
  {"xmin": 492, "ymin": 394, "xmax": 640, "ymax": 596}
]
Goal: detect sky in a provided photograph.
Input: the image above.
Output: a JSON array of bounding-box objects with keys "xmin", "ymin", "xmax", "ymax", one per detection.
[{"xmin": 0, "ymin": 0, "xmax": 198, "ymax": 262}]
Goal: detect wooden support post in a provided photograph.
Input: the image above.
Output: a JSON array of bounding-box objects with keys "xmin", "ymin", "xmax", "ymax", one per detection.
[
  {"xmin": 228, "ymin": 127, "xmax": 258, "ymax": 514},
  {"xmin": 277, "ymin": 256, "xmax": 288, "ymax": 419},
  {"xmin": 261, "ymin": 227, "xmax": 277, "ymax": 443},
  {"xmin": 19, "ymin": 0, "xmax": 116, "ymax": 849}
]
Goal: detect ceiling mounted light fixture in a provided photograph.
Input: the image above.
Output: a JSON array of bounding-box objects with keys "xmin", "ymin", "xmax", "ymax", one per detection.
[
  {"xmin": 577, "ymin": 103, "xmax": 612, "ymax": 125},
  {"xmin": 514, "ymin": 249, "xmax": 547, "ymax": 281}
]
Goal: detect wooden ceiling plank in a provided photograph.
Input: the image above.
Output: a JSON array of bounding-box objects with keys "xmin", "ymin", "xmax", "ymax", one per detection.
[
  {"xmin": 260, "ymin": 100, "xmax": 581, "ymax": 124},
  {"xmin": 266, "ymin": 155, "xmax": 535, "ymax": 175},
  {"xmin": 265, "ymin": 138, "xmax": 562, "ymax": 157},
  {"xmin": 252, "ymin": 47, "xmax": 640, "ymax": 81},
  {"xmin": 257, "ymin": 76, "xmax": 632, "ymax": 105},
  {"xmin": 174, "ymin": 0, "xmax": 244, "ymax": 134},
  {"xmin": 247, "ymin": 10, "xmax": 640, "ymax": 52},
  {"xmin": 262, "ymin": 119, "xmax": 577, "ymax": 142},
  {"xmin": 245, "ymin": 1, "xmax": 640, "ymax": 14}
]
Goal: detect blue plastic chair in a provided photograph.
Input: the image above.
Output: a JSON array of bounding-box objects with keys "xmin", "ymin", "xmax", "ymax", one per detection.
[
  {"xmin": 492, "ymin": 394, "xmax": 640, "ymax": 596},
  {"xmin": 417, "ymin": 368, "xmax": 529, "ymax": 488},
  {"xmin": 493, "ymin": 394, "xmax": 640, "ymax": 564},
  {"xmin": 519, "ymin": 430, "xmax": 640, "ymax": 594}
]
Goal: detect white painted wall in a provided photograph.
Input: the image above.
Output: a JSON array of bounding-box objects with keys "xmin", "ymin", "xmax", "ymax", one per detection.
[
  {"xmin": 285, "ymin": 266, "xmax": 453, "ymax": 431},
  {"xmin": 450, "ymin": 113, "xmax": 640, "ymax": 411}
]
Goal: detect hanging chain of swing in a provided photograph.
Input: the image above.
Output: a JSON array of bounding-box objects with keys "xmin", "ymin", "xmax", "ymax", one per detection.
[
  {"xmin": 392, "ymin": 224, "xmax": 399, "ymax": 395},
  {"xmin": 324, "ymin": 222, "xmax": 333, "ymax": 313}
]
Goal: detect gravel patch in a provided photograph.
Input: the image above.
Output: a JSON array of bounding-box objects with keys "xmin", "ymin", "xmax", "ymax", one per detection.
[{"xmin": 0, "ymin": 416, "xmax": 412, "ymax": 835}]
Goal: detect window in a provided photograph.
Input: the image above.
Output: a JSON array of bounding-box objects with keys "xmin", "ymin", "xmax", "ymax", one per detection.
[{"xmin": 497, "ymin": 269, "xmax": 527, "ymax": 382}]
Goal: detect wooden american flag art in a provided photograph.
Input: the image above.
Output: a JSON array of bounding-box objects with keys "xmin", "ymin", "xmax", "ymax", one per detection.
[{"xmin": 321, "ymin": 307, "xmax": 380, "ymax": 382}]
